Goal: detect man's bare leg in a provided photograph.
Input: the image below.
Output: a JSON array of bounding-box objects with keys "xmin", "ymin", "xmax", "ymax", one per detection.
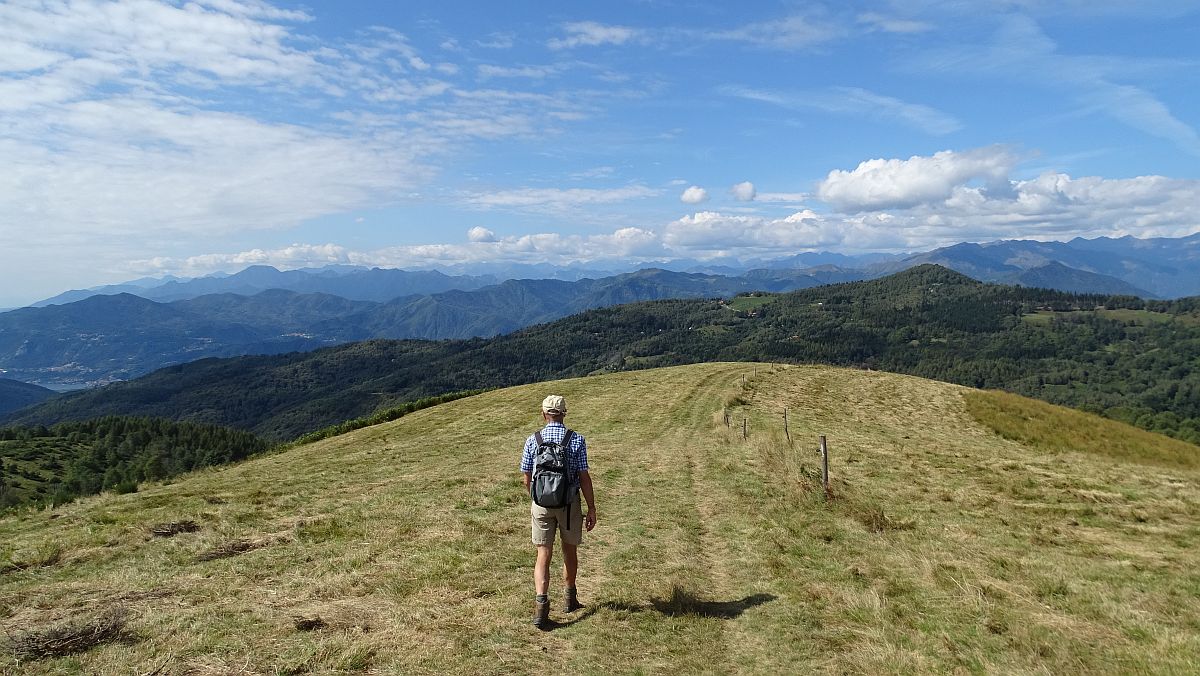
[
  {"xmin": 561, "ymin": 543, "xmax": 582, "ymax": 612},
  {"xmin": 534, "ymin": 544, "xmax": 554, "ymax": 595},
  {"xmin": 533, "ymin": 544, "xmax": 553, "ymax": 628},
  {"xmin": 561, "ymin": 543, "xmax": 578, "ymax": 587}
]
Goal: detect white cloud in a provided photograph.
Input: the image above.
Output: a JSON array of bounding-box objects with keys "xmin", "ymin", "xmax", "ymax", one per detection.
[
  {"xmin": 731, "ymin": 181, "xmax": 756, "ymax": 201},
  {"xmin": 467, "ymin": 185, "xmax": 659, "ymax": 212},
  {"xmin": 680, "ymin": 186, "xmax": 709, "ymax": 204},
  {"xmin": 477, "ymin": 64, "xmax": 561, "ymax": 80},
  {"xmin": 0, "ymin": 0, "xmax": 323, "ymax": 93},
  {"xmin": 662, "ymin": 210, "xmax": 900, "ymax": 253},
  {"xmin": 0, "ymin": 0, "xmax": 602, "ymax": 255},
  {"xmin": 723, "ymin": 85, "xmax": 961, "ymax": 135},
  {"xmin": 548, "ymin": 22, "xmax": 640, "ymax": 50},
  {"xmin": 141, "ymin": 243, "xmax": 352, "ymax": 275},
  {"xmin": 817, "ymin": 146, "xmax": 1018, "ymax": 211},
  {"xmin": 140, "ymin": 227, "xmax": 667, "ymax": 275},
  {"xmin": 708, "ymin": 14, "xmax": 843, "ymax": 50},
  {"xmin": 570, "ymin": 166, "xmax": 616, "ymax": 180},
  {"xmin": 857, "ymin": 12, "xmax": 933, "ymax": 34},
  {"xmin": 476, "ymin": 32, "xmax": 515, "ymax": 49},
  {"xmin": 0, "ymin": 99, "xmax": 426, "ymax": 239},
  {"xmin": 468, "ymin": 226, "xmax": 497, "ymax": 242},
  {"xmin": 0, "ymin": 41, "xmax": 67, "ymax": 72},
  {"xmin": 756, "ymin": 192, "xmax": 809, "ymax": 203}
]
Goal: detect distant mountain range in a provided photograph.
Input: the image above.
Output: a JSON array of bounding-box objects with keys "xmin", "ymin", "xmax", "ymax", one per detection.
[
  {"xmin": 0, "ymin": 233, "xmax": 1195, "ymax": 390},
  {"xmin": 18, "ymin": 233, "xmax": 1199, "ymax": 311},
  {"xmin": 0, "ymin": 268, "xmax": 851, "ymax": 388},
  {"xmin": 882, "ymin": 235, "xmax": 1200, "ymax": 298},
  {"xmin": 31, "ymin": 265, "xmax": 499, "ymax": 306}
]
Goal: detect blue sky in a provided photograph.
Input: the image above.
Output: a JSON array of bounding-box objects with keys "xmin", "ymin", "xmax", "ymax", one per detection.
[{"xmin": 1, "ymin": 0, "xmax": 1198, "ymax": 306}]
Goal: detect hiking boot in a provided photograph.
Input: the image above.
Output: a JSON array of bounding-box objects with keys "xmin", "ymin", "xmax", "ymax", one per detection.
[
  {"xmin": 562, "ymin": 587, "xmax": 583, "ymax": 613},
  {"xmin": 532, "ymin": 597, "xmax": 550, "ymax": 630}
]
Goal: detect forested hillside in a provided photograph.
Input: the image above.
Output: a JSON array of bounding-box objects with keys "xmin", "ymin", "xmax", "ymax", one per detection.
[
  {"xmin": 0, "ymin": 417, "xmax": 267, "ymax": 510},
  {"xmin": 0, "ymin": 378, "xmax": 53, "ymax": 417},
  {"xmin": 8, "ymin": 266, "xmax": 1199, "ymax": 443}
]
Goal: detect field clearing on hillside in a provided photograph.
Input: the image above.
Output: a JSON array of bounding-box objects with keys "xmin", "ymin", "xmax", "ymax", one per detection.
[
  {"xmin": 1022, "ymin": 307, "xmax": 1199, "ymax": 327},
  {"xmin": 1, "ymin": 363, "xmax": 1198, "ymax": 674},
  {"xmin": 725, "ymin": 294, "xmax": 778, "ymax": 312}
]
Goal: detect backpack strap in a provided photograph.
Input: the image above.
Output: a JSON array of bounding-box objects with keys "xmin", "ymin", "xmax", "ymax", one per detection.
[{"xmin": 534, "ymin": 430, "xmax": 543, "ymax": 447}]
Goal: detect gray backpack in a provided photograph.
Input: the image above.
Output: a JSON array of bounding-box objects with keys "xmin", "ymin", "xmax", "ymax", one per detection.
[{"xmin": 530, "ymin": 429, "xmax": 576, "ymax": 510}]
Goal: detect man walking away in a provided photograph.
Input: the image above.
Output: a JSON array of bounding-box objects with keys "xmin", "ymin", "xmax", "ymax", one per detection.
[{"xmin": 521, "ymin": 394, "xmax": 597, "ymax": 629}]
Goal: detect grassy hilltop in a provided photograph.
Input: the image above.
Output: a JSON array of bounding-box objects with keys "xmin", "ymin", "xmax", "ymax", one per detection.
[{"xmin": 1, "ymin": 363, "xmax": 1197, "ymax": 674}]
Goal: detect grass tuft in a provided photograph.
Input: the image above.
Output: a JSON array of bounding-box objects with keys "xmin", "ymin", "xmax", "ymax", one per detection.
[
  {"xmin": 149, "ymin": 520, "xmax": 199, "ymax": 537},
  {"xmin": 1, "ymin": 543, "xmax": 62, "ymax": 574},
  {"xmin": 5, "ymin": 607, "xmax": 132, "ymax": 660}
]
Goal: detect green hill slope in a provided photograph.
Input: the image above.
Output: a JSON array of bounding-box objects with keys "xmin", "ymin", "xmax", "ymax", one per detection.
[{"xmin": 2, "ymin": 364, "xmax": 1196, "ymax": 673}]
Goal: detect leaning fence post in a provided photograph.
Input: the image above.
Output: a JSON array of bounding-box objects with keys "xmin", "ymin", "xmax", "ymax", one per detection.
[
  {"xmin": 819, "ymin": 435, "xmax": 830, "ymax": 498},
  {"xmin": 783, "ymin": 408, "xmax": 790, "ymax": 441},
  {"xmin": 742, "ymin": 418, "xmax": 747, "ymax": 440}
]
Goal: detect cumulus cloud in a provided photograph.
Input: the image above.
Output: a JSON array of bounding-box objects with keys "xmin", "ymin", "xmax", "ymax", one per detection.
[
  {"xmin": 139, "ymin": 227, "xmax": 667, "ymax": 276},
  {"xmin": 731, "ymin": 181, "xmax": 756, "ymax": 201},
  {"xmin": 467, "ymin": 226, "xmax": 497, "ymax": 242},
  {"xmin": 680, "ymin": 186, "xmax": 709, "ymax": 204},
  {"xmin": 659, "ymin": 209, "xmax": 913, "ymax": 255},
  {"xmin": 548, "ymin": 22, "xmax": 640, "ymax": 50},
  {"xmin": 817, "ymin": 146, "xmax": 1018, "ymax": 211}
]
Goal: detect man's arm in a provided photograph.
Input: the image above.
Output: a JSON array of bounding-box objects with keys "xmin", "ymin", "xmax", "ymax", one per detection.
[
  {"xmin": 579, "ymin": 470, "xmax": 597, "ymax": 531},
  {"xmin": 522, "ymin": 471, "xmax": 531, "ymax": 491}
]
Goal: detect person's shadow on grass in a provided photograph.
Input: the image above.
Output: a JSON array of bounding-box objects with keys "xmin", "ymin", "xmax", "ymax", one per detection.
[{"xmin": 553, "ymin": 585, "xmax": 777, "ymax": 629}]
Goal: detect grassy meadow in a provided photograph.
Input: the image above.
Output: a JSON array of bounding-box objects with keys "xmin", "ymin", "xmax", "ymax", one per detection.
[{"xmin": 1, "ymin": 363, "xmax": 1197, "ymax": 674}]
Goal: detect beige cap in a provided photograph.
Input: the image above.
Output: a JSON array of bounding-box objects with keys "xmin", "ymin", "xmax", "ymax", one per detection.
[{"xmin": 541, "ymin": 395, "xmax": 567, "ymax": 415}]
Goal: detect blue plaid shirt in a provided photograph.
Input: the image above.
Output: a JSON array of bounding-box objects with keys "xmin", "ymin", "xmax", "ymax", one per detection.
[{"xmin": 521, "ymin": 422, "xmax": 589, "ymax": 492}]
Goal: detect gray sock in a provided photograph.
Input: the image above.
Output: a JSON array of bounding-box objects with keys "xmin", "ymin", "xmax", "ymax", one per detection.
[{"xmin": 535, "ymin": 594, "xmax": 548, "ymax": 603}]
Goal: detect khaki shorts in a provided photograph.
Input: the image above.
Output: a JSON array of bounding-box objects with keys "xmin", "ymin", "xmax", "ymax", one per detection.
[{"xmin": 531, "ymin": 500, "xmax": 583, "ymax": 546}]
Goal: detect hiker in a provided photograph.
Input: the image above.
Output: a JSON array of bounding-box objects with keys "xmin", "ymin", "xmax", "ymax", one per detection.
[{"xmin": 521, "ymin": 394, "xmax": 597, "ymax": 629}]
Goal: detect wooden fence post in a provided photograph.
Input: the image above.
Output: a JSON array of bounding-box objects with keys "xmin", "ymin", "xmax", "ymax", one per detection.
[
  {"xmin": 783, "ymin": 408, "xmax": 790, "ymax": 441},
  {"xmin": 820, "ymin": 435, "xmax": 830, "ymax": 498},
  {"xmin": 742, "ymin": 418, "xmax": 747, "ymax": 440}
]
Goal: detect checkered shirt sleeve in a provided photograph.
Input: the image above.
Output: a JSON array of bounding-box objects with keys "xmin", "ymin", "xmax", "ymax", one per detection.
[{"xmin": 519, "ymin": 423, "xmax": 588, "ymax": 475}]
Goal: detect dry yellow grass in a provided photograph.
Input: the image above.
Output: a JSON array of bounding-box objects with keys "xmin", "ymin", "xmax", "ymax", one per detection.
[{"xmin": 1, "ymin": 363, "xmax": 1197, "ymax": 674}]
